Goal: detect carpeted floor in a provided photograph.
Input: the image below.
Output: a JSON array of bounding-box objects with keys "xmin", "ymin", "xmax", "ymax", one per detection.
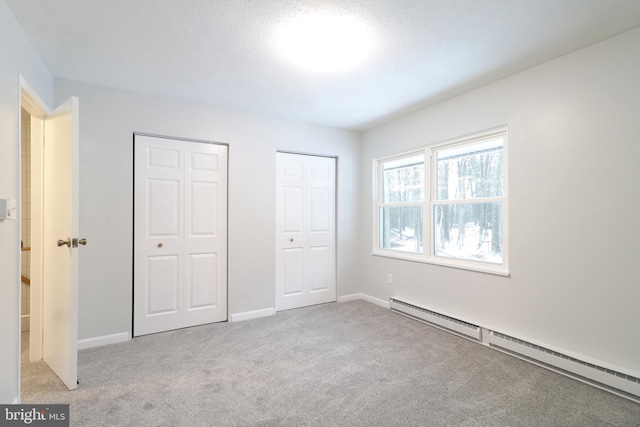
[{"xmin": 21, "ymin": 300, "xmax": 640, "ymax": 426}]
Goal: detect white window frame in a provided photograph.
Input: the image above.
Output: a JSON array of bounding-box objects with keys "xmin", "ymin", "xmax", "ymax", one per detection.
[
  {"xmin": 372, "ymin": 127, "xmax": 509, "ymax": 276},
  {"xmin": 376, "ymin": 151, "xmax": 426, "ymax": 254}
]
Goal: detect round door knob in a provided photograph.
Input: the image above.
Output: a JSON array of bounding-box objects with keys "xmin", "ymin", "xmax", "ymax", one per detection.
[
  {"xmin": 289, "ymin": 238, "xmax": 294, "ymax": 242},
  {"xmin": 157, "ymin": 243, "xmax": 163, "ymax": 248}
]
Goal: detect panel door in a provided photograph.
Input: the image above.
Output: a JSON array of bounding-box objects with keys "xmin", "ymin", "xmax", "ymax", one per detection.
[
  {"xmin": 42, "ymin": 97, "xmax": 79, "ymax": 390},
  {"xmin": 183, "ymin": 141, "xmax": 227, "ymax": 328},
  {"xmin": 134, "ymin": 135, "xmax": 227, "ymax": 336},
  {"xmin": 276, "ymin": 153, "xmax": 336, "ymax": 311}
]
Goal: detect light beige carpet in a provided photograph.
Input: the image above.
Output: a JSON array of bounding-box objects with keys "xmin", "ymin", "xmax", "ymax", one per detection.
[{"xmin": 21, "ymin": 300, "xmax": 640, "ymax": 426}]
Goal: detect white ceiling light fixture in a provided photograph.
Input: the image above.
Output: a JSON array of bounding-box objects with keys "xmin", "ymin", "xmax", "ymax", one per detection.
[{"xmin": 275, "ymin": 11, "xmax": 375, "ymax": 74}]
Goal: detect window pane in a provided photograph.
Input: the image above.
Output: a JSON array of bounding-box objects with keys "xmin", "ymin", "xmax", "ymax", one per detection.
[
  {"xmin": 382, "ymin": 154, "xmax": 424, "ymax": 203},
  {"xmin": 436, "ymin": 137, "xmax": 503, "ymax": 200},
  {"xmin": 434, "ymin": 202, "xmax": 502, "ymax": 263},
  {"xmin": 380, "ymin": 206, "xmax": 423, "ymax": 253}
]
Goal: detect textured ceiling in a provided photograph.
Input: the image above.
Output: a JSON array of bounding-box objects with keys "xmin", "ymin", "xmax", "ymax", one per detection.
[{"xmin": 6, "ymin": 0, "xmax": 640, "ymax": 130}]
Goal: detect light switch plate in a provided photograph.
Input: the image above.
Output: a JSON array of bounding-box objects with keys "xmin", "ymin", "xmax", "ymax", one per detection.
[{"xmin": 0, "ymin": 198, "xmax": 17, "ymax": 220}]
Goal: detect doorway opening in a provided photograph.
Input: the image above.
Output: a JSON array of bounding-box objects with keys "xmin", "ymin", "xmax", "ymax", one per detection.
[
  {"xmin": 20, "ymin": 107, "xmax": 32, "ymax": 336},
  {"xmin": 18, "ymin": 102, "xmax": 58, "ymax": 399},
  {"xmin": 19, "ymin": 81, "xmax": 80, "ymax": 400},
  {"xmin": 18, "ymin": 91, "xmax": 45, "ymax": 366}
]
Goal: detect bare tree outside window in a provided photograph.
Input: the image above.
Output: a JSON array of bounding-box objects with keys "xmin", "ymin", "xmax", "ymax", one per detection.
[
  {"xmin": 375, "ymin": 128, "xmax": 507, "ymax": 273},
  {"xmin": 379, "ymin": 154, "xmax": 424, "ymax": 253},
  {"xmin": 433, "ymin": 136, "xmax": 504, "ymax": 263}
]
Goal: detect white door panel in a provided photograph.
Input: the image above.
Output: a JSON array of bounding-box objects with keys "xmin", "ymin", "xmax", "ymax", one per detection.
[
  {"xmin": 283, "ymin": 187, "xmax": 304, "ymax": 233},
  {"xmin": 283, "ymin": 248, "xmax": 304, "ymax": 295},
  {"xmin": 189, "ymin": 182, "xmax": 217, "ymax": 235},
  {"xmin": 310, "ymin": 246, "xmax": 331, "ymax": 292},
  {"xmin": 148, "ymin": 179, "xmax": 181, "ymax": 236},
  {"xmin": 310, "ymin": 188, "xmax": 330, "ymax": 232},
  {"xmin": 188, "ymin": 253, "xmax": 218, "ymax": 308},
  {"xmin": 146, "ymin": 255, "xmax": 180, "ymax": 315},
  {"xmin": 148, "ymin": 146, "xmax": 180, "ymax": 168},
  {"xmin": 276, "ymin": 153, "xmax": 336, "ymax": 311},
  {"xmin": 134, "ymin": 135, "xmax": 227, "ymax": 336},
  {"xmin": 183, "ymin": 142, "xmax": 227, "ymax": 328},
  {"xmin": 42, "ymin": 97, "xmax": 79, "ymax": 390}
]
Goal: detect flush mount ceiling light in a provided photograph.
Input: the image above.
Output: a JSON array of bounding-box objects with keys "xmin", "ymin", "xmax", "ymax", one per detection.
[{"xmin": 275, "ymin": 12, "xmax": 374, "ymax": 74}]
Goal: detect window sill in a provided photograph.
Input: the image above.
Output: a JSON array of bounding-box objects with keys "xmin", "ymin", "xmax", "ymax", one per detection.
[{"xmin": 371, "ymin": 250, "xmax": 510, "ymax": 277}]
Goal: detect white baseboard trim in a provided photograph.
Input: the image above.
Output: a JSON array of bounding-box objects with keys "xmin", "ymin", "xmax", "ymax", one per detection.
[
  {"xmin": 362, "ymin": 294, "xmax": 390, "ymax": 308},
  {"xmin": 337, "ymin": 293, "xmax": 364, "ymax": 302},
  {"xmin": 78, "ymin": 332, "xmax": 130, "ymax": 350},
  {"xmin": 337, "ymin": 293, "xmax": 390, "ymax": 309},
  {"xmin": 230, "ymin": 307, "xmax": 275, "ymax": 322}
]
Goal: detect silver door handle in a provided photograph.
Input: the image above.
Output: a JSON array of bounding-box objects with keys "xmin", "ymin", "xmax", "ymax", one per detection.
[
  {"xmin": 72, "ymin": 238, "xmax": 88, "ymax": 248},
  {"xmin": 57, "ymin": 238, "xmax": 71, "ymax": 247}
]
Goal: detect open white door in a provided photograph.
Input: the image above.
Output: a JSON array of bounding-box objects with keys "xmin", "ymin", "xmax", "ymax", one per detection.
[{"xmin": 42, "ymin": 97, "xmax": 79, "ymax": 390}]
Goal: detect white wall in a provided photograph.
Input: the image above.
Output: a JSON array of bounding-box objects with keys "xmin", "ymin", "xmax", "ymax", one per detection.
[
  {"xmin": 0, "ymin": 0, "xmax": 53, "ymax": 403},
  {"xmin": 5, "ymin": 0, "xmax": 638, "ymax": 404},
  {"xmin": 360, "ymin": 27, "xmax": 640, "ymax": 373},
  {"xmin": 53, "ymin": 79, "xmax": 361, "ymax": 341}
]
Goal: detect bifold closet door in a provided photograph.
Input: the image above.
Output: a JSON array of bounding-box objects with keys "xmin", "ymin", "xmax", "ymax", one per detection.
[
  {"xmin": 276, "ymin": 152, "xmax": 336, "ymax": 311},
  {"xmin": 134, "ymin": 135, "xmax": 227, "ymax": 336}
]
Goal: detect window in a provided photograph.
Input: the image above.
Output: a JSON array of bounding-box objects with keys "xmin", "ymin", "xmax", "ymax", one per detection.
[
  {"xmin": 378, "ymin": 154, "xmax": 424, "ymax": 253},
  {"xmin": 432, "ymin": 134, "xmax": 505, "ymax": 264},
  {"xmin": 374, "ymin": 128, "xmax": 508, "ymax": 275}
]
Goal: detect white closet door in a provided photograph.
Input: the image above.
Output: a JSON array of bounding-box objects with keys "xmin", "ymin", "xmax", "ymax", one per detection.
[
  {"xmin": 276, "ymin": 152, "xmax": 336, "ymax": 311},
  {"xmin": 134, "ymin": 135, "xmax": 227, "ymax": 336},
  {"xmin": 183, "ymin": 142, "xmax": 227, "ymax": 328}
]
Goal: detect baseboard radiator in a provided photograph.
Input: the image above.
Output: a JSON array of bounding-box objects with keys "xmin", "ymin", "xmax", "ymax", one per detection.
[
  {"xmin": 389, "ymin": 298, "xmax": 482, "ymax": 341},
  {"xmin": 389, "ymin": 297, "xmax": 640, "ymax": 403}
]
